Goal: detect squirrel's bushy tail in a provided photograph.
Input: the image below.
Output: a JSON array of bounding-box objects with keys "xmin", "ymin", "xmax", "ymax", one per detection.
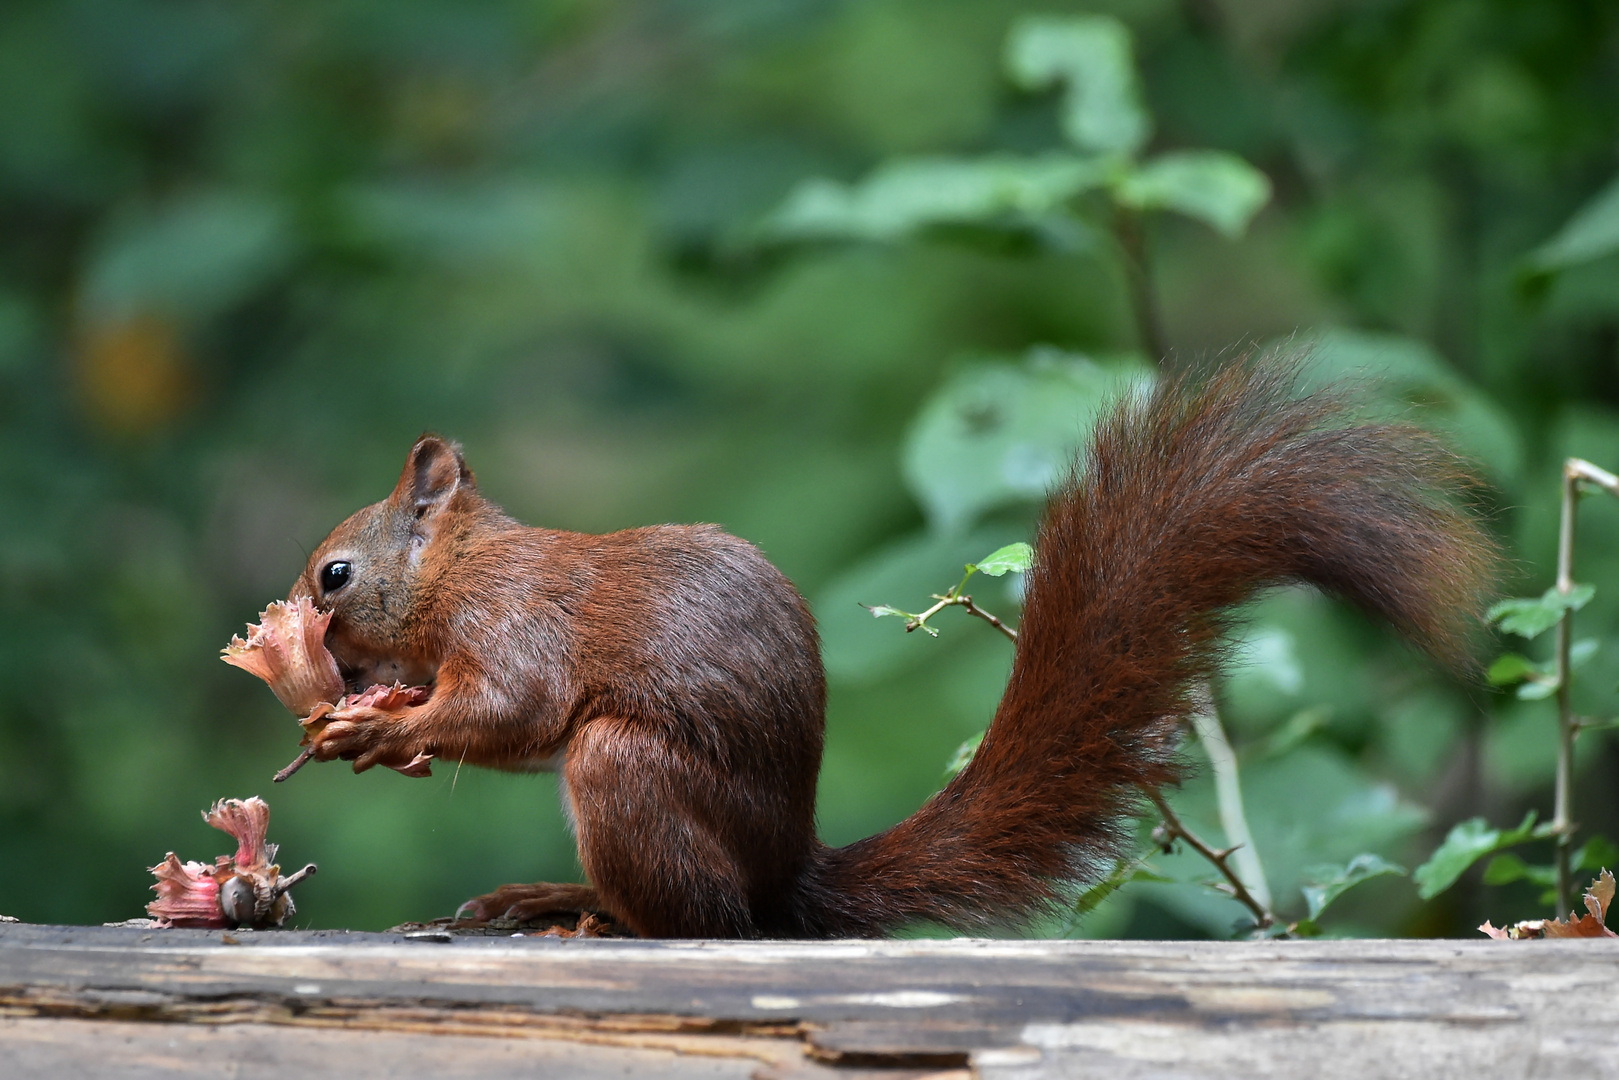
[{"xmin": 795, "ymin": 357, "xmax": 1498, "ymax": 937}]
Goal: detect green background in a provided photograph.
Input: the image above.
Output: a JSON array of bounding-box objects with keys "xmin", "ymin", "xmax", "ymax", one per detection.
[{"xmin": 2, "ymin": 0, "xmax": 1618, "ymax": 937}]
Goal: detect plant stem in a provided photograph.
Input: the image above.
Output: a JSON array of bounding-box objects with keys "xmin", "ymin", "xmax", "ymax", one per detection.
[
  {"xmin": 1112, "ymin": 205, "xmax": 1168, "ymax": 365},
  {"xmin": 895, "ymin": 591, "xmax": 1018, "ymax": 642},
  {"xmin": 272, "ymin": 863, "xmax": 318, "ymax": 898},
  {"xmin": 273, "ymin": 747, "xmax": 315, "ymax": 783},
  {"xmin": 1552, "ymin": 458, "xmax": 1619, "ymax": 913},
  {"xmin": 957, "ymin": 595, "xmax": 1017, "ymax": 642},
  {"xmin": 1553, "ymin": 464, "xmax": 1577, "ymax": 915},
  {"xmin": 1190, "ymin": 691, "xmax": 1271, "ymax": 912},
  {"xmin": 1145, "ymin": 786, "xmax": 1277, "ymax": 932}
]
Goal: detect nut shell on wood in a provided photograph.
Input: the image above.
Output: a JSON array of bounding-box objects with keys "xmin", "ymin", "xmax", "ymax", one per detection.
[{"xmin": 146, "ymin": 797, "xmax": 315, "ymax": 929}]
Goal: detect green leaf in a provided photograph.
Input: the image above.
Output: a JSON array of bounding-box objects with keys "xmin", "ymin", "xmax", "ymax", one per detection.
[
  {"xmin": 1069, "ymin": 870, "xmax": 1128, "ymax": 923},
  {"xmin": 342, "ymin": 180, "xmax": 581, "ymax": 271},
  {"xmin": 1004, "ymin": 15, "xmax": 1150, "ymax": 156},
  {"xmin": 1413, "ymin": 811, "xmax": 1557, "ymax": 899},
  {"xmin": 1487, "ymin": 584, "xmax": 1596, "ymax": 640},
  {"xmin": 862, "ymin": 601, "xmax": 940, "ymax": 637},
  {"xmin": 1574, "ymin": 835, "xmax": 1619, "ymax": 871},
  {"xmin": 1300, "ymin": 854, "xmax": 1407, "ymax": 920},
  {"xmin": 816, "ymin": 525, "xmax": 1029, "ymax": 683},
  {"xmin": 1134, "ymin": 745, "xmax": 1428, "ymax": 939},
  {"xmin": 1481, "ymin": 852, "xmax": 1555, "ymax": 887},
  {"xmin": 1255, "ymin": 706, "xmax": 1331, "ymax": 759},
  {"xmin": 1516, "ymin": 679, "xmax": 1559, "ymax": 701},
  {"xmin": 759, "ymin": 155, "xmax": 1108, "ymax": 244},
  {"xmin": 1525, "ymin": 174, "xmax": 1619, "ymax": 274},
  {"xmin": 1071, "ymin": 865, "xmax": 1170, "ymax": 919},
  {"xmin": 1488, "ymin": 639, "xmax": 1599, "ymax": 699},
  {"xmin": 1486, "ymin": 653, "xmax": 1538, "ymax": 686},
  {"xmin": 1114, "ymin": 151, "xmax": 1272, "ymax": 238},
  {"xmin": 941, "ymin": 731, "xmax": 984, "ymax": 784},
  {"xmin": 967, "ymin": 542, "xmax": 1033, "ymax": 577},
  {"xmin": 1227, "ymin": 624, "xmax": 1304, "ymax": 697},
  {"xmin": 82, "ymin": 191, "xmax": 296, "ymax": 322},
  {"xmin": 903, "ymin": 348, "xmax": 1155, "ymax": 532}
]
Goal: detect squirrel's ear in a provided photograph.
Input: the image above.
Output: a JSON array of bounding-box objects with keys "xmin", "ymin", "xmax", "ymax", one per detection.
[{"xmin": 396, "ymin": 434, "xmax": 473, "ymax": 520}]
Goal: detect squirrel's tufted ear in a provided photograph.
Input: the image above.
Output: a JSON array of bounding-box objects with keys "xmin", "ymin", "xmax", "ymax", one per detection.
[{"xmin": 395, "ymin": 434, "xmax": 474, "ymax": 521}]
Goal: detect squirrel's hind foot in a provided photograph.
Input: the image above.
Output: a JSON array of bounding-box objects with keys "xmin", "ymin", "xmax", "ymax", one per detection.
[{"xmin": 456, "ymin": 881, "xmax": 607, "ymax": 923}]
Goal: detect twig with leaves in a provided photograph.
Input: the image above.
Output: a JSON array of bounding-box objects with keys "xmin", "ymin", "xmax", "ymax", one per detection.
[
  {"xmin": 874, "ymin": 541, "xmax": 1313, "ymax": 936},
  {"xmin": 1426, "ymin": 456, "xmax": 1619, "ymax": 918},
  {"xmin": 824, "ymin": 14, "xmax": 1410, "ymax": 938},
  {"xmin": 1144, "ymin": 786, "xmax": 1277, "ymax": 932},
  {"xmin": 1550, "ymin": 459, "xmax": 1619, "ymax": 911},
  {"xmin": 864, "ymin": 543, "xmax": 1030, "ymax": 641}
]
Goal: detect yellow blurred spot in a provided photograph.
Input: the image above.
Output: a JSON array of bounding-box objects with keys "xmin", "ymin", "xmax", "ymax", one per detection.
[
  {"xmin": 74, "ymin": 314, "xmax": 192, "ymax": 435},
  {"xmin": 396, "ymin": 76, "xmax": 483, "ymax": 160}
]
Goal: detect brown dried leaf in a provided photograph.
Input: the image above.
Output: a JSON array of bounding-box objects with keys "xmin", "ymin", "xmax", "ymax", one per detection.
[
  {"xmin": 1585, "ymin": 868, "xmax": 1614, "ymax": 921},
  {"xmin": 535, "ymin": 912, "xmax": 620, "ymax": 938},
  {"xmin": 1541, "ymin": 869, "xmax": 1617, "ymax": 938},
  {"xmin": 222, "ymin": 598, "xmax": 345, "ymax": 716},
  {"xmin": 1539, "ymin": 913, "xmax": 1614, "ymax": 938},
  {"xmin": 573, "ymin": 913, "xmax": 614, "ymax": 938},
  {"xmin": 1478, "ymin": 870, "xmax": 1618, "ymax": 940}
]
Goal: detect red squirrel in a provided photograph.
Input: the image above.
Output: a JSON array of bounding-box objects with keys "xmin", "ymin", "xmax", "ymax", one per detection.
[{"xmin": 289, "ymin": 360, "xmax": 1496, "ymax": 938}]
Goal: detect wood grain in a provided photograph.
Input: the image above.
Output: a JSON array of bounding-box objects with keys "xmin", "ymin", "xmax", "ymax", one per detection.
[{"xmin": 1, "ymin": 924, "xmax": 1615, "ymax": 1078}]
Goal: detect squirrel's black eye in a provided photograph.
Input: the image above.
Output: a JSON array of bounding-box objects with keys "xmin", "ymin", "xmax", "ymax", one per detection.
[{"xmin": 319, "ymin": 561, "xmax": 352, "ymax": 593}]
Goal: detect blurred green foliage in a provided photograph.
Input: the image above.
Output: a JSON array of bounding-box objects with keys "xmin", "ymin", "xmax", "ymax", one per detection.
[{"xmin": 2, "ymin": 0, "xmax": 1619, "ymax": 938}]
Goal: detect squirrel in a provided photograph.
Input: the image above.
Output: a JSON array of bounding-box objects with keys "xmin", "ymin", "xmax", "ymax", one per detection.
[{"xmin": 288, "ymin": 359, "xmax": 1497, "ymax": 938}]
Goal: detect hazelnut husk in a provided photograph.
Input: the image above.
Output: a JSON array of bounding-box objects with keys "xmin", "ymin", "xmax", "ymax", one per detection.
[
  {"xmin": 146, "ymin": 797, "xmax": 315, "ymax": 929},
  {"xmin": 222, "ymin": 598, "xmax": 344, "ymax": 716}
]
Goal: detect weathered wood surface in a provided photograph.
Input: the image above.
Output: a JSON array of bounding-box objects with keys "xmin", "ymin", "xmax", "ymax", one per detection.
[{"xmin": 1, "ymin": 924, "xmax": 1615, "ymax": 1079}]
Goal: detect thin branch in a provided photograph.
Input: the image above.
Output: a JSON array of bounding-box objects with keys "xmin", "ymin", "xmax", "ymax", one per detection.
[
  {"xmin": 1550, "ymin": 459, "xmax": 1618, "ymax": 913},
  {"xmin": 1112, "ymin": 206, "xmax": 1168, "ymax": 365},
  {"xmin": 957, "ymin": 595, "xmax": 1017, "ymax": 642},
  {"xmin": 273, "ymin": 747, "xmax": 316, "ymax": 783},
  {"xmin": 1145, "ymin": 786, "xmax": 1277, "ymax": 932},
  {"xmin": 1190, "ymin": 691, "xmax": 1271, "ymax": 911},
  {"xmin": 1569, "ymin": 457, "xmax": 1619, "ymax": 496},
  {"xmin": 1553, "ymin": 462, "xmax": 1577, "ymax": 915},
  {"xmin": 878, "ymin": 589, "xmax": 1018, "ymax": 641},
  {"xmin": 271, "ymin": 863, "xmax": 318, "ymax": 899}
]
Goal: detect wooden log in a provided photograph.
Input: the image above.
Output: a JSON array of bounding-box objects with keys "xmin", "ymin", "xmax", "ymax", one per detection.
[{"xmin": 0, "ymin": 924, "xmax": 1615, "ymax": 1078}]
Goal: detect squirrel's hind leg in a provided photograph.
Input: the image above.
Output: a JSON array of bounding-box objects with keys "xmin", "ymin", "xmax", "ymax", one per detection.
[
  {"xmin": 456, "ymin": 882, "xmax": 606, "ymax": 923},
  {"xmin": 565, "ymin": 718, "xmax": 759, "ymax": 939}
]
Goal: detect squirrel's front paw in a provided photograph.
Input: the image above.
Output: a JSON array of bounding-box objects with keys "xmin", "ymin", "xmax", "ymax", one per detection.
[{"xmin": 308, "ymin": 704, "xmax": 434, "ymax": 776}]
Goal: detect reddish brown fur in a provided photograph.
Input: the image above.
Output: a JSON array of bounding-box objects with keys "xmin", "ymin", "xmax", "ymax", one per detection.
[{"xmin": 291, "ymin": 358, "xmax": 1496, "ymax": 938}]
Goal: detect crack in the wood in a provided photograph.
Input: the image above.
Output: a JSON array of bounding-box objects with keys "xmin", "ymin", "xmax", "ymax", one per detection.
[{"xmin": 0, "ymin": 985, "xmax": 970, "ymax": 1072}]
